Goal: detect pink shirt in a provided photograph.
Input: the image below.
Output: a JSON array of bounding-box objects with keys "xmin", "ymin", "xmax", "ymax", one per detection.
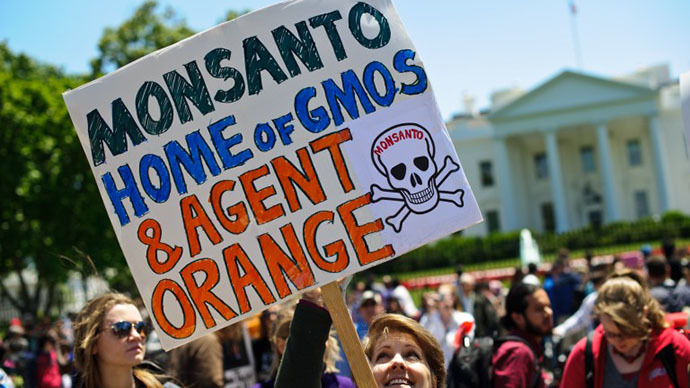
[{"xmin": 37, "ymin": 350, "xmax": 61, "ymax": 388}]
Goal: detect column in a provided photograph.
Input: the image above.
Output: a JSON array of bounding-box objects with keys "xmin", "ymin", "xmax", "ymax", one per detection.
[
  {"xmin": 495, "ymin": 137, "xmax": 518, "ymax": 231},
  {"xmin": 545, "ymin": 130, "xmax": 570, "ymax": 233},
  {"xmin": 648, "ymin": 115, "xmax": 670, "ymax": 212},
  {"xmin": 596, "ymin": 123, "xmax": 620, "ymax": 221}
]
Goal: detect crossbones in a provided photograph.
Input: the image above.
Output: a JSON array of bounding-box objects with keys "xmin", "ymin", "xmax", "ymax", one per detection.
[{"xmin": 369, "ymin": 123, "xmax": 465, "ymax": 233}]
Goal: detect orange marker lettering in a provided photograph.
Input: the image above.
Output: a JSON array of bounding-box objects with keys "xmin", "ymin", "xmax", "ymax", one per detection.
[
  {"xmin": 337, "ymin": 194, "xmax": 394, "ymax": 266},
  {"xmin": 271, "ymin": 147, "xmax": 326, "ymax": 213},
  {"xmin": 309, "ymin": 128, "xmax": 354, "ymax": 193},
  {"xmin": 222, "ymin": 243, "xmax": 276, "ymax": 314},
  {"xmin": 151, "ymin": 279, "xmax": 196, "ymax": 339},
  {"xmin": 238, "ymin": 165, "xmax": 285, "ymax": 225},
  {"xmin": 180, "ymin": 258, "xmax": 237, "ymax": 329},
  {"xmin": 210, "ymin": 180, "xmax": 250, "ymax": 234},
  {"xmin": 137, "ymin": 218, "xmax": 183, "ymax": 274},
  {"xmin": 180, "ymin": 194, "xmax": 223, "ymax": 257},
  {"xmin": 259, "ymin": 223, "xmax": 315, "ymax": 299},
  {"xmin": 304, "ymin": 210, "xmax": 349, "ymax": 273}
]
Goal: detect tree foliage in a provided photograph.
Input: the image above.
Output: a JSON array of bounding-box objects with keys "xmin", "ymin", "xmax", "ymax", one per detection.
[
  {"xmin": 0, "ymin": 2, "xmax": 252, "ymax": 318},
  {"xmin": 90, "ymin": 1, "xmax": 249, "ymax": 76},
  {"xmin": 90, "ymin": 1, "xmax": 195, "ymax": 76},
  {"xmin": 0, "ymin": 43, "xmax": 126, "ymax": 317}
]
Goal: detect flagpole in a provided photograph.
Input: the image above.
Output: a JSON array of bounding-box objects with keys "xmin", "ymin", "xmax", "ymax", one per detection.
[{"xmin": 568, "ymin": 0, "xmax": 584, "ymax": 69}]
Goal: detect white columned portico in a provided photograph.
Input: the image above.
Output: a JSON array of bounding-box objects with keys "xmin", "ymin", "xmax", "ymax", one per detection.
[
  {"xmin": 595, "ymin": 123, "xmax": 620, "ymax": 221},
  {"xmin": 648, "ymin": 116, "xmax": 670, "ymax": 213},
  {"xmin": 544, "ymin": 130, "xmax": 570, "ymax": 233},
  {"xmin": 495, "ymin": 137, "xmax": 518, "ymax": 231}
]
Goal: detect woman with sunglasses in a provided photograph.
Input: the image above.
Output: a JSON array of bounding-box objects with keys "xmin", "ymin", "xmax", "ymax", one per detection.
[
  {"xmin": 560, "ymin": 270, "xmax": 690, "ymax": 388},
  {"xmin": 73, "ymin": 293, "xmax": 177, "ymax": 388}
]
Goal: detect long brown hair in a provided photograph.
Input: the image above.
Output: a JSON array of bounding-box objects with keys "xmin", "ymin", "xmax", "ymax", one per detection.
[
  {"xmin": 593, "ymin": 270, "xmax": 668, "ymax": 340},
  {"xmin": 365, "ymin": 313, "xmax": 446, "ymax": 388},
  {"xmin": 73, "ymin": 293, "xmax": 163, "ymax": 388}
]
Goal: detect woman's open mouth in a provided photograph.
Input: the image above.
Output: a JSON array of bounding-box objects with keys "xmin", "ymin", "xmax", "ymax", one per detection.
[{"xmin": 385, "ymin": 378, "xmax": 414, "ymax": 387}]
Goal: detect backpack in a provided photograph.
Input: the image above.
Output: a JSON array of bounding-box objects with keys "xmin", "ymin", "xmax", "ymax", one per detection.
[
  {"xmin": 584, "ymin": 332, "xmax": 679, "ymax": 388},
  {"xmin": 447, "ymin": 335, "xmax": 540, "ymax": 388}
]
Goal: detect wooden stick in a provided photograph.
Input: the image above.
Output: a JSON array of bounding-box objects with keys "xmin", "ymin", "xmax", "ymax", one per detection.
[{"xmin": 321, "ymin": 281, "xmax": 377, "ymax": 388}]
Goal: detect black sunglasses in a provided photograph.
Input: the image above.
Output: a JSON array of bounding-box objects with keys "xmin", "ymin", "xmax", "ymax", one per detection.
[{"xmin": 108, "ymin": 321, "xmax": 148, "ymax": 338}]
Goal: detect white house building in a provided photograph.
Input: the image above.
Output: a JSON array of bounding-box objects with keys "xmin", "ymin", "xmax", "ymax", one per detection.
[{"xmin": 449, "ymin": 65, "xmax": 690, "ymax": 236}]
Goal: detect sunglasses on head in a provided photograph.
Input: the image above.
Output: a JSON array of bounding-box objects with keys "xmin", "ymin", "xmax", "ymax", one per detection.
[{"xmin": 108, "ymin": 321, "xmax": 148, "ymax": 338}]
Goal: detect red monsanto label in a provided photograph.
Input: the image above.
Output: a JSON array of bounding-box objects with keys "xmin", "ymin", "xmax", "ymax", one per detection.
[{"xmin": 373, "ymin": 127, "xmax": 425, "ymax": 156}]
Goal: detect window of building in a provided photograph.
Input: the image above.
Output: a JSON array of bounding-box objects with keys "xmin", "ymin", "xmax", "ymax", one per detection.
[
  {"xmin": 541, "ymin": 202, "xmax": 555, "ymax": 233},
  {"xmin": 627, "ymin": 139, "xmax": 642, "ymax": 166},
  {"xmin": 588, "ymin": 210, "xmax": 602, "ymax": 229},
  {"xmin": 486, "ymin": 210, "xmax": 500, "ymax": 234},
  {"xmin": 580, "ymin": 146, "xmax": 595, "ymax": 173},
  {"xmin": 634, "ymin": 190, "xmax": 650, "ymax": 218},
  {"xmin": 479, "ymin": 160, "xmax": 494, "ymax": 187},
  {"xmin": 534, "ymin": 153, "xmax": 548, "ymax": 180}
]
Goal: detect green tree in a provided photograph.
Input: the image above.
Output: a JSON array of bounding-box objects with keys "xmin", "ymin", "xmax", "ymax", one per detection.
[
  {"xmin": 221, "ymin": 9, "xmax": 251, "ymax": 23},
  {"xmin": 90, "ymin": 1, "xmax": 195, "ymax": 76},
  {"xmin": 0, "ymin": 43, "xmax": 126, "ymax": 317},
  {"xmin": 0, "ymin": 2, "xmax": 252, "ymax": 319},
  {"xmin": 90, "ymin": 1, "xmax": 249, "ymax": 77}
]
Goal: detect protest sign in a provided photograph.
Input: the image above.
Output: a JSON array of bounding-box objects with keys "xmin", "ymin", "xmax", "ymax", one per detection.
[
  {"xmin": 681, "ymin": 71, "xmax": 690, "ymax": 155},
  {"xmin": 63, "ymin": 0, "xmax": 482, "ymax": 351}
]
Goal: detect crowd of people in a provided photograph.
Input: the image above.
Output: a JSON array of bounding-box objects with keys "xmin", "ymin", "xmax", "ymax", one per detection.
[{"xmin": 1, "ymin": 240, "xmax": 690, "ymax": 388}]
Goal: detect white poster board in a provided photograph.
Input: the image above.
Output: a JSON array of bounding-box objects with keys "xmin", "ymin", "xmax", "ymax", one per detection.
[{"xmin": 63, "ymin": 0, "xmax": 482, "ymax": 350}]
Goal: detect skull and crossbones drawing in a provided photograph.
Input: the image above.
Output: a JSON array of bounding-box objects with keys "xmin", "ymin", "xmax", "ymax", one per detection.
[{"xmin": 370, "ymin": 123, "xmax": 464, "ymax": 233}]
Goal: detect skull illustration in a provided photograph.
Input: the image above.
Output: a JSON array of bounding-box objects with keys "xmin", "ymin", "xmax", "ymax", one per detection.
[{"xmin": 371, "ymin": 123, "xmax": 439, "ymax": 213}]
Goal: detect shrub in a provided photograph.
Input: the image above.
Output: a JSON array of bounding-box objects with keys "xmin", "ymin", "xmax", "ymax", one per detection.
[{"xmin": 368, "ymin": 211, "xmax": 690, "ymax": 275}]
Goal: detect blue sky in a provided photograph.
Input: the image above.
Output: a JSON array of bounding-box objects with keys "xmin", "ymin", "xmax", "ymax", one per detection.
[{"xmin": 1, "ymin": 0, "xmax": 689, "ymax": 120}]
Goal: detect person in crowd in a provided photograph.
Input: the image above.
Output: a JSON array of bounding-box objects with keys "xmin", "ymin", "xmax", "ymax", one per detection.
[
  {"xmin": 0, "ymin": 366, "xmax": 14, "ymax": 388},
  {"xmin": 668, "ymin": 258, "xmax": 683, "ymax": 285},
  {"xmin": 543, "ymin": 254, "xmax": 581, "ymax": 324},
  {"xmin": 458, "ymin": 273, "xmax": 478, "ymax": 315},
  {"xmin": 456, "ymin": 273, "xmax": 498, "ymax": 338},
  {"xmin": 437, "ymin": 283, "xmax": 460, "ymax": 312},
  {"xmin": 275, "ymin": 287, "xmax": 446, "ymax": 388},
  {"xmin": 492, "ymin": 282, "xmax": 553, "ymax": 388},
  {"xmin": 453, "ymin": 264, "xmax": 465, "ymax": 298},
  {"xmin": 347, "ymin": 281, "xmax": 367, "ymax": 332},
  {"xmin": 251, "ymin": 306, "xmax": 279, "ymax": 383},
  {"xmin": 641, "ymin": 244, "xmax": 653, "ymax": 260},
  {"xmin": 2, "ymin": 324, "xmax": 30, "ymax": 386},
  {"xmin": 388, "ymin": 278, "xmax": 420, "ymax": 319},
  {"xmin": 611, "ymin": 255, "xmax": 626, "ymax": 272},
  {"xmin": 511, "ymin": 266, "xmax": 525, "ymax": 285},
  {"xmin": 385, "ymin": 296, "xmax": 407, "ymax": 317},
  {"xmin": 584, "ymin": 250, "xmax": 594, "ymax": 271},
  {"xmin": 420, "ymin": 294, "xmax": 474, "ymax": 368},
  {"xmin": 419, "ymin": 292, "xmax": 438, "ymax": 321},
  {"xmin": 365, "ymin": 274, "xmax": 387, "ymax": 295},
  {"xmin": 0, "ymin": 342, "xmax": 14, "ymax": 388},
  {"xmin": 646, "ymin": 256, "xmax": 681, "ymax": 312},
  {"xmin": 72, "ymin": 293, "xmax": 179, "ymax": 388},
  {"xmin": 672, "ymin": 259, "xmax": 690, "ymax": 308},
  {"xmin": 570, "ymin": 263, "xmax": 591, "ymax": 312},
  {"xmin": 552, "ymin": 264, "xmax": 608, "ymax": 341},
  {"xmin": 488, "ymin": 280, "xmax": 507, "ymax": 317},
  {"xmin": 36, "ymin": 332, "xmax": 63, "ymax": 388},
  {"xmin": 168, "ymin": 332, "xmax": 223, "ymax": 388},
  {"xmin": 217, "ymin": 321, "xmax": 257, "ymax": 386},
  {"xmin": 523, "ymin": 263, "xmax": 540, "ymax": 286},
  {"xmin": 662, "ymin": 237, "xmax": 676, "ymax": 261},
  {"xmin": 252, "ymin": 308, "xmax": 354, "ymax": 388},
  {"xmin": 355, "ymin": 291, "xmax": 384, "ymax": 340},
  {"xmin": 560, "ymin": 270, "xmax": 690, "ymax": 388}
]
